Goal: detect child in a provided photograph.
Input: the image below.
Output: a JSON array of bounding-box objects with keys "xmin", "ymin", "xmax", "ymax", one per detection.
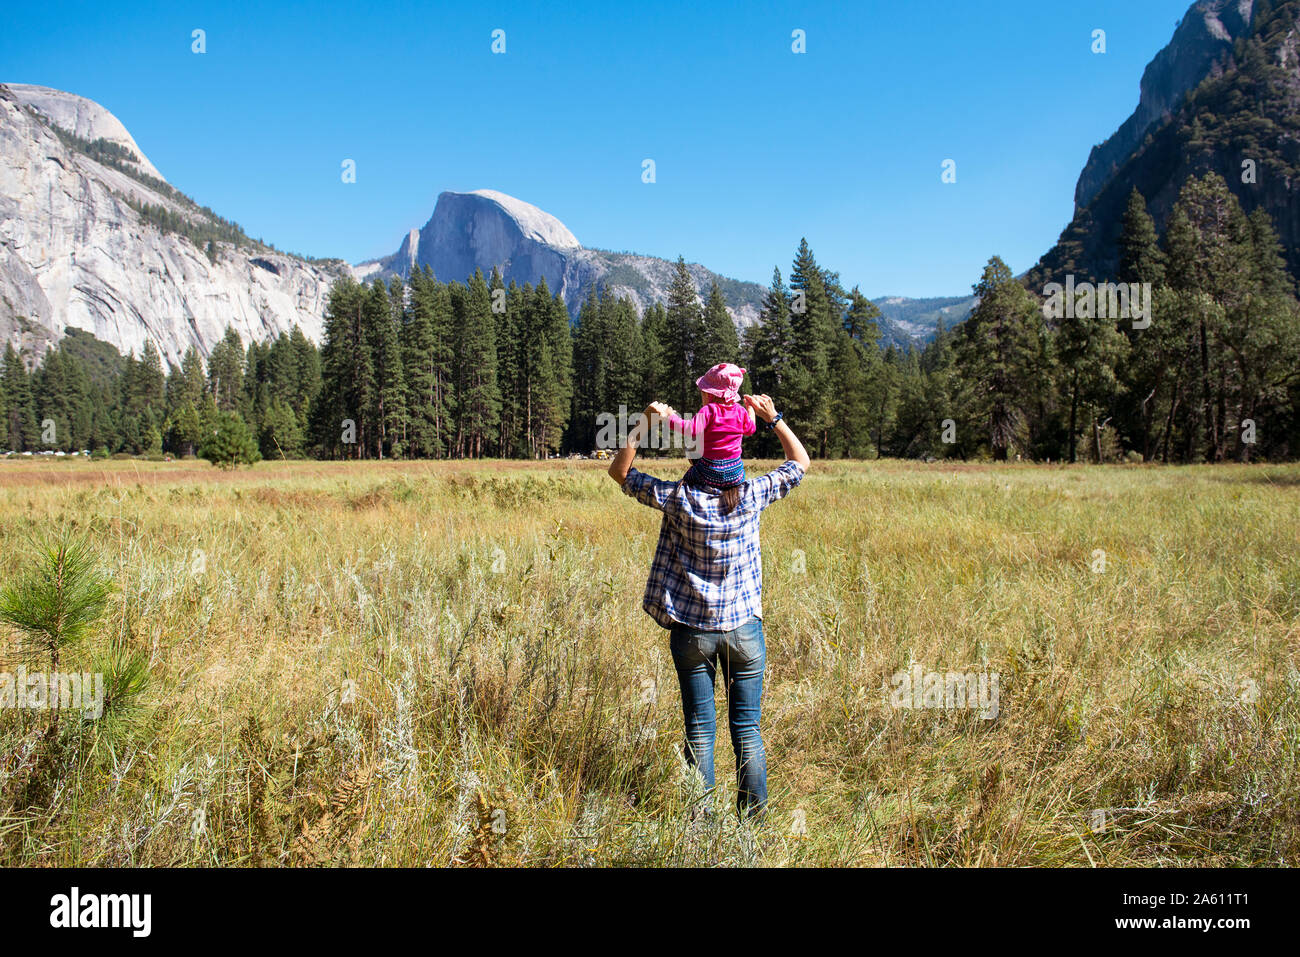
[{"xmin": 666, "ymin": 363, "xmax": 756, "ymax": 489}]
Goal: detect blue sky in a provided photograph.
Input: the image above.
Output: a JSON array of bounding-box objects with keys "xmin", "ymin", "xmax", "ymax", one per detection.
[{"xmin": 2, "ymin": 0, "xmax": 1193, "ymax": 297}]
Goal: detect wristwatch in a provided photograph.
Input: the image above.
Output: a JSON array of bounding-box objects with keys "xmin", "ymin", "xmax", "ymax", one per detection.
[{"xmin": 764, "ymin": 412, "xmax": 784, "ymax": 430}]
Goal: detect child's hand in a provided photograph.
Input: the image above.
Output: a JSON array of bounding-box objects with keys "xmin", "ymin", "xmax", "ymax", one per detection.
[
  {"xmin": 645, "ymin": 401, "xmax": 674, "ymax": 420},
  {"xmin": 744, "ymin": 394, "xmax": 777, "ymax": 423}
]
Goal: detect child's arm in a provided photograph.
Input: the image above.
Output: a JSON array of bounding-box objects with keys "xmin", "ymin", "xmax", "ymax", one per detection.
[
  {"xmin": 744, "ymin": 405, "xmax": 757, "ymax": 435},
  {"xmin": 666, "ymin": 407, "xmax": 704, "ymax": 438}
]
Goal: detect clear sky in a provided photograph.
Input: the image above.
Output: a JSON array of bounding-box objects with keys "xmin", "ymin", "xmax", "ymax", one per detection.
[{"xmin": 1, "ymin": 0, "xmax": 1194, "ymax": 298}]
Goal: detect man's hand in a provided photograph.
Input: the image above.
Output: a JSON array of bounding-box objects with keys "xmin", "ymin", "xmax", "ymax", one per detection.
[
  {"xmin": 743, "ymin": 393, "xmax": 810, "ymax": 470},
  {"xmin": 610, "ymin": 402, "xmax": 671, "ymax": 486},
  {"xmin": 744, "ymin": 393, "xmax": 777, "ymax": 423}
]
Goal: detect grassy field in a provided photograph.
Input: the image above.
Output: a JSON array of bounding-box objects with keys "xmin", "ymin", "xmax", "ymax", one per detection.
[{"xmin": 0, "ymin": 456, "xmax": 1297, "ymax": 866}]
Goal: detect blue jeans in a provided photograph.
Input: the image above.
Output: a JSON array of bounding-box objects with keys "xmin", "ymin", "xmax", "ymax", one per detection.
[{"xmin": 668, "ymin": 616, "xmax": 767, "ymax": 818}]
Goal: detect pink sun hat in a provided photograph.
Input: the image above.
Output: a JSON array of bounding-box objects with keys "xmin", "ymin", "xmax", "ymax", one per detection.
[{"xmin": 696, "ymin": 362, "xmax": 747, "ymax": 403}]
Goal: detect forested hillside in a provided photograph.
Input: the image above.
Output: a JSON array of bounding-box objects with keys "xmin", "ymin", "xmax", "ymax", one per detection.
[{"xmin": 5, "ymin": 173, "xmax": 1298, "ymax": 464}]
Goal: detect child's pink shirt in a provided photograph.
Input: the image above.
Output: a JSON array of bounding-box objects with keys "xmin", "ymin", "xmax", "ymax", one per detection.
[{"xmin": 668, "ymin": 401, "xmax": 755, "ymax": 459}]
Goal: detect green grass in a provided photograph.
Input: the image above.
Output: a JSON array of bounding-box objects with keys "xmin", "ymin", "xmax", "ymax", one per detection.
[{"xmin": 0, "ymin": 457, "xmax": 1297, "ymax": 866}]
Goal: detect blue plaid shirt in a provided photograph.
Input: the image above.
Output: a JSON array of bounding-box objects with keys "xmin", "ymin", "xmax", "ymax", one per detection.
[{"xmin": 621, "ymin": 460, "xmax": 805, "ymax": 631}]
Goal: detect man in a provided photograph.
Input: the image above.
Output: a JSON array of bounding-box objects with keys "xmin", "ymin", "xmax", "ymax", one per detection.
[{"xmin": 608, "ymin": 393, "xmax": 810, "ymax": 818}]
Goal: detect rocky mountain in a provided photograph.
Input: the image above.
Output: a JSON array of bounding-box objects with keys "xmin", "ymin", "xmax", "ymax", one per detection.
[
  {"xmin": 1073, "ymin": 0, "xmax": 1255, "ymax": 211},
  {"xmin": 356, "ymin": 188, "xmax": 943, "ymax": 346},
  {"xmin": 1028, "ymin": 0, "xmax": 1300, "ymax": 288},
  {"xmin": 0, "ymin": 83, "xmax": 345, "ymax": 367},
  {"xmin": 353, "ymin": 189, "xmax": 768, "ymax": 326},
  {"xmin": 7, "ymin": 83, "xmax": 168, "ymax": 183}
]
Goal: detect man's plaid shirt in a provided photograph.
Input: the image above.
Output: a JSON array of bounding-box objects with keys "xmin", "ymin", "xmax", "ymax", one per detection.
[{"xmin": 621, "ymin": 460, "xmax": 805, "ymax": 631}]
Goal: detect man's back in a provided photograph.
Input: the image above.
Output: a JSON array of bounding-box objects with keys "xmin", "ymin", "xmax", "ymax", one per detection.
[{"xmin": 621, "ymin": 461, "xmax": 805, "ymax": 631}]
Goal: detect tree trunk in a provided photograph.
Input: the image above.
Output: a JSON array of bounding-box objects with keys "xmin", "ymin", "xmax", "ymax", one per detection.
[
  {"xmin": 1199, "ymin": 317, "xmax": 1215, "ymax": 462},
  {"xmin": 1068, "ymin": 369, "xmax": 1080, "ymax": 464},
  {"xmin": 1094, "ymin": 416, "xmax": 1111, "ymax": 464},
  {"xmin": 1140, "ymin": 387, "xmax": 1156, "ymax": 462},
  {"xmin": 1159, "ymin": 375, "xmax": 1182, "ymax": 464}
]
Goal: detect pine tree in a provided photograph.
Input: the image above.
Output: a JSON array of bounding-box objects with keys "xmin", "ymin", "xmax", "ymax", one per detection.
[
  {"xmin": 137, "ymin": 340, "xmax": 166, "ymax": 413},
  {"xmin": 1118, "ymin": 188, "xmax": 1167, "ymax": 288},
  {"xmin": 207, "ymin": 328, "xmax": 245, "ymax": 412},
  {"xmin": 0, "ymin": 355, "xmax": 7, "ymax": 449},
  {"xmin": 451, "ymin": 270, "xmax": 501, "ymax": 457},
  {"xmin": 536, "ymin": 281, "xmax": 573, "ymax": 456},
  {"xmin": 426, "ymin": 273, "xmax": 457, "ymax": 455},
  {"xmin": 958, "ymin": 256, "xmax": 1046, "ymax": 460},
  {"xmin": 837, "ymin": 287, "xmax": 888, "ymax": 457},
  {"xmin": 33, "ymin": 348, "xmax": 72, "ymax": 451},
  {"xmin": 169, "ymin": 401, "xmax": 204, "ymax": 457},
  {"xmin": 493, "ymin": 273, "xmax": 525, "ymax": 458},
  {"xmin": 1163, "ymin": 173, "xmax": 1255, "ymax": 461},
  {"xmin": 929, "ymin": 324, "xmax": 981, "ymax": 460},
  {"xmin": 312, "ymin": 276, "xmax": 371, "ymax": 457},
  {"xmin": 170, "ymin": 347, "xmax": 207, "ymax": 413},
  {"xmin": 569, "ymin": 285, "xmax": 608, "ymax": 453},
  {"xmin": 0, "ymin": 537, "xmax": 112, "ymax": 738},
  {"xmin": 665, "ymin": 256, "xmax": 705, "ymax": 413},
  {"xmin": 61, "ymin": 351, "xmax": 94, "ymax": 452},
  {"xmin": 1247, "ymin": 206, "xmax": 1293, "ymax": 300},
  {"xmin": 239, "ymin": 339, "xmax": 271, "ymax": 436},
  {"xmin": 509, "ymin": 280, "xmax": 570, "ymax": 458},
  {"xmin": 1230, "ymin": 205, "xmax": 1299, "ymax": 461},
  {"xmin": 787, "ymin": 239, "xmax": 837, "ymax": 455},
  {"xmin": 259, "ymin": 398, "xmax": 303, "ymax": 459},
  {"xmin": 828, "ymin": 328, "xmax": 871, "ymax": 457},
  {"xmin": 365, "ymin": 279, "xmax": 406, "ymax": 458},
  {"xmin": 743, "ymin": 267, "xmax": 796, "ymax": 457},
  {"xmin": 117, "ymin": 351, "xmax": 143, "ymax": 452},
  {"xmin": 416, "ymin": 267, "xmax": 457, "ymax": 457},
  {"xmin": 602, "ymin": 292, "xmax": 643, "ymax": 421},
  {"xmin": 1114, "ymin": 187, "xmax": 1193, "ymax": 461},
  {"xmin": 401, "ymin": 267, "xmax": 437, "ymax": 457},
  {"xmin": 265, "ymin": 333, "xmax": 301, "ymax": 412},
  {"xmin": 289, "ymin": 326, "xmax": 321, "ymax": 425},
  {"xmin": 747, "ymin": 267, "xmax": 794, "ymax": 389},
  {"xmin": 201, "ymin": 411, "xmax": 260, "ymax": 468},
  {"xmin": 1055, "ymin": 285, "xmax": 1128, "ymax": 462},
  {"xmin": 639, "ymin": 301, "xmax": 670, "ymax": 413},
  {"xmin": 888, "ymin": 348, "xmax": 937, "ymax": 458},
  {"xmin": 3, "ymin": 344, "xmax": 38, "ymax": 451},
  {"xmin": 697, "ymin": 281, "xmax": 740, "ymax": 370}
]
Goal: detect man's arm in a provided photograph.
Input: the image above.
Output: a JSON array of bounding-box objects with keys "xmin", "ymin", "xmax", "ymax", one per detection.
[
  {"xmin": 744, "ymin": 394, "xmax": 810, "ymax": 470},
  {"xmin": 608, "ymin": 402, "xmax": 672, "ymax": 485}
]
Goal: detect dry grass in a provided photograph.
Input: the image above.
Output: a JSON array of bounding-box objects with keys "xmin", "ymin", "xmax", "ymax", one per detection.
[{"xmin": 0, "ymin": 455, "xmax": 1297, "ymax": 866}]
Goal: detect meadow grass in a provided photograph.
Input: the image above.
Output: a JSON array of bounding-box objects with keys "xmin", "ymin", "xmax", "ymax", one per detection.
[{"xmin": 0, "ymin": 456, "xmax": 1297, "ymax": 866}]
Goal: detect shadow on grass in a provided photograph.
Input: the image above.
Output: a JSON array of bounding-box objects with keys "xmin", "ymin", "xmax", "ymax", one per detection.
[{"xmin": 1206, "ymin": 467, "xmax": 1300, "ymax": 487}]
